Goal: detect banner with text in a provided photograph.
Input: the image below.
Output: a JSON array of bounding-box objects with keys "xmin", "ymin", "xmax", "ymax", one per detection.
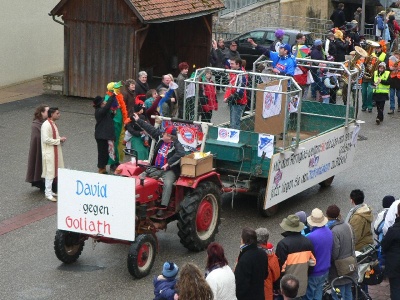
[
  {"xmin": 264, "ymin": 124, "xmax": 360, "ymax": 209},
  {"xmin": 57, "ymin": 169, "xmax": 136, "ymax": 241}
]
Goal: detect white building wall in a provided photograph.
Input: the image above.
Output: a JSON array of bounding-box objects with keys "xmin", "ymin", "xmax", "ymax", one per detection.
[{"xmin": 0, "ymin": 0, "xmax": 63, "ymax": 87}]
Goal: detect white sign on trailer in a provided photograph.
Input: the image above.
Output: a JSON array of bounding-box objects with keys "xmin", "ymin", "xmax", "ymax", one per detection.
[
  {"xmin": 57, "ymin": 169, "xmax": 136, "ymax": 241},
  {"xmin": 264, "ymin": 124, "xmax": 360, "ymax": 209}
]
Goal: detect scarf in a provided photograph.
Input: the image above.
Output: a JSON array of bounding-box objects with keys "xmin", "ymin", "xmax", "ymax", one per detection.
[{"xmin": 48, "ymin": 120, "xmax": 59, "ymax": 177}]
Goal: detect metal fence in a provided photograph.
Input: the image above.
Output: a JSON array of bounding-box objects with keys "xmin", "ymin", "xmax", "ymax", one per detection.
[{"xmin": 182, "ymin": 65, "xmax": 356, "ymax": 150}]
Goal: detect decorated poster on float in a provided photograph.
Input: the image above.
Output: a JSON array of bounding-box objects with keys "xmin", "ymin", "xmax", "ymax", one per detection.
[
  {"xmin": 57, "ymin": 169, "xmax": 136, "ymax": 241},
  {"xmin": 263, "ymin": 124, "xmax": 360, "ymax": 209},
  {"xmin": 262, "ymin": 84, "xmax": 282, "ymax": 118}
]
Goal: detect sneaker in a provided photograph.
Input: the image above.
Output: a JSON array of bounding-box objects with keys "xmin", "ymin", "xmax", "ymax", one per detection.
[
  {"xmin": 52, "ymin": 192, "xmax": 58, "ymax": 197},
  {"xmin": 388, "ymin": 110, "xmax": 395, "ymax": 115},
  {"xmin": 46, "ymin": 195, "xmax": 57, "ymax": 202},
  {"xmin": 361, "ymin": 108, "xmax": 367, "ymax": 112},
  {"xmin": 376, "ymin": 118, "xmax": 381, "ymax": 125}
]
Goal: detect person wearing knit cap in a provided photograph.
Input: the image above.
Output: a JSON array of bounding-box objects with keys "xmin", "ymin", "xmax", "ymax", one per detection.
[
  {"xmin": 276, "ymin": 215, "xmax": 316, "ymax": 298},
  {"xmin": 295, "ymin": 211, "xmax": 311, "ymax": 235},
  {"xmin": 305, "ymin": 209, "xmax": 333, "ymax": 300},
  {"xmin": 153, "ymin": 261, "xmax": 179, "ymax": 300},
  {"xmin": 373, "ymin": 61, "xmax": 391, "ymax": 124},
  {"xmin": 271, "ymin": 29, "xmax": 285, "ymax": 52},
  {"xmin": 256, "ymin": 228, "xmax": 281, "ymax": 300},
  {"xmin": 326, "ymin": 205, "xmax": 357, "ymax": 300}
]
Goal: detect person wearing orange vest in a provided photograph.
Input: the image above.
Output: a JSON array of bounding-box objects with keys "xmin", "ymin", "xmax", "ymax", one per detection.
[
  {"xmin": 388, "ymin": 50, "xmax": 400, "ymax": 114},
  {"xmin": 373, "ymin": 62, "xmax": 391, "ymax": 124}
]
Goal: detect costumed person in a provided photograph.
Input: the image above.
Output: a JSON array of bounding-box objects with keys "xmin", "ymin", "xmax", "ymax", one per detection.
[
  {"xmin": 26, "ymin": 105, "xmax": 49, "ymax": 191},
  {"xmin": 105, "ymin": 81, "xmax": 129, "ymax": 172},
  {"xmin": 41, "ymin": 107, "xmax": 66, "ymax": 202},
  {"xmin": 124, "ymin": 103, "xmax": 150, "ymax": 159},
  {"xmin": 131, "ymin": 113, "xmax": 185, "ymax": 217},
  {"xmin": 122, "ymin": 78, "xmax": 136, "ymax": 114},
  {"xmin": 200, "ymin": 69, "xmax": 218, "ymax": 123},
  {"xmin": 372, "ymin": 62, "xmax": 390, "ymax": 124},
  {"xmin": 153, "ymin": 261, "xmax": 179, "ymax": 300},
  {"xmin": 333, "ymin": 29, "xmax": 350, "ymax": 62},
  {"xmin": 248, "ymin": 38, "xmax": 297, "ymax": 76},
  {"xmin": 93, "ymin": 96, "xmax": 115, "ymax": 174}
]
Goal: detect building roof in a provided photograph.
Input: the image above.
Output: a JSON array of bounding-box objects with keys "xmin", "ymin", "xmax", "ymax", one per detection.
[
  {"xmin": 51, "ymin": 0, "xmax": 225, "ymax": 23},
  {"xmin": 128, "ymin": 0, "xmax": 225, "ymax": 23}
]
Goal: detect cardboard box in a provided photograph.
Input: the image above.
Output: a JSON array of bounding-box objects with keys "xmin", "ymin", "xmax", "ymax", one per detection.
[{"xmin": 180, "ymin": 153, "xmax": 213, "ymax": 177}]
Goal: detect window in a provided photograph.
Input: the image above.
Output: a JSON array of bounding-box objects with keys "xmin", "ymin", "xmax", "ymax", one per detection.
[{"xmin": 238, "ymin": 31, "xmax": 265, "ymax": 45}]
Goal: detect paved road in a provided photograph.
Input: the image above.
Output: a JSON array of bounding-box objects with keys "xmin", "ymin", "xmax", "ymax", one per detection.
[{"xmin": 0, "ymin": 93, "xmax": 399, "ymax": 299}]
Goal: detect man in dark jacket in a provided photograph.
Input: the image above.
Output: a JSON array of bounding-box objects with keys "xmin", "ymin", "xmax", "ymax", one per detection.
[
  {"xmin": 93, "ymin": 96, "xmax": 115, "ymax": 174},
  {"xmin": 235, "ymin": 227, "xmax": 268, "ymax": 300},
  {"xmin": 132, "ymin": 113, "xmax": 185, "ymax": 217},
  {"xmin": 276, "ymin": 215, "xmax": 316, "ymax": 298},
  {"xmin": 381, "ymin": 202, "xmax": 400, "ymax": 299}
]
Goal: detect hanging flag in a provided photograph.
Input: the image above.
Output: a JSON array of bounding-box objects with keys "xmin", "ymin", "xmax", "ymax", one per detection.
[
  {"xmin": 262, "ymin": 84, "xmax": 282, "ymax": 118},
  {"xmin": 258, "ymin": 134, "xmax": 274, "ymax": 158}
]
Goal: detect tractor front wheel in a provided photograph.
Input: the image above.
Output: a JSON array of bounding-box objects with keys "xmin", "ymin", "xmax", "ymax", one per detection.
[
  {"xmin": 177, "ymin": 182, "xmax": 221, "ymax": 252},
  {"xmin": 127, "ymin": 234, "xmax": 156, "ymax": 279},
  {"xmin": 54, "ymin": 230, "xmax": 85, "ymax": 264}
]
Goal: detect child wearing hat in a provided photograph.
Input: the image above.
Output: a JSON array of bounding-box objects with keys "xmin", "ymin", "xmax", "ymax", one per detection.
[
  {"xmin": 153, "ymin": 261, "xmax": 179, "ymax": 300},
  {"xmin": 372, "ymin": 62, "xmax": 391, "ymax": 124}
]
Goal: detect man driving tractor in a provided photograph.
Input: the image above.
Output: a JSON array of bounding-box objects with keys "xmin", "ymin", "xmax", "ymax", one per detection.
[{"xmin": 131, "ymin": 113, "xmax": 185, "ymax": 217}]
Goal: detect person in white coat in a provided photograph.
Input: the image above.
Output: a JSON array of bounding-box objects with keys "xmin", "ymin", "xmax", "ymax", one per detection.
[
  {"xmin": 41, "ymin": 107, "xmax": 66, "ymax": 201},
  {"xmin": 205, "ymin": 242, "xmax": 237, "ymax": 300}
]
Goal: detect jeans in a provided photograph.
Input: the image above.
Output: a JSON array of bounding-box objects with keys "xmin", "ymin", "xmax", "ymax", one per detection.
[
  {"xmin": 229, "ymin": 104, "xmax": 245, "ymax": 130},
  {"xmin": 389, "ymin": 87, "xmax": 400, "ymax": 110},
  {"xmin": 160, "ymin": 170, "xmax": 176, "ymax": 207},
  {"xmin": 362, "ymin": 82, "xmax": 373, "ymax": 110},
  {"xmin": 389, "ymin": 276, "xmax": 400, "ymax": 300},
  {"xmin": 331, "ymin": 283, "xmax": 353, "ymax": 300},
  {"xmin": 305, "ymin": 272, "xmax": 328, "ymax": 300}
]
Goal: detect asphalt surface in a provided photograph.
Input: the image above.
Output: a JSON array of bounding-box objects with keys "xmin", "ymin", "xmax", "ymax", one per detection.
[{"xmin": 0, "ymin": 92, "xmax": 399, "ymax": 299}]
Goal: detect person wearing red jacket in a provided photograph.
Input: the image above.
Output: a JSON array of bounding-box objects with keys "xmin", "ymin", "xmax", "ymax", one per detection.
[{"xmin": 200, "ymin": 69, "xmax": 218, "ymax": 123}]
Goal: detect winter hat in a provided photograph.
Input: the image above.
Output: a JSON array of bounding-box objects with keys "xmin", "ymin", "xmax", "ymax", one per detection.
[
  {"xmin": 326, "ymin": 205, "xmax": 340, "ymax": 219},
  {"xmin": 113, "ymin": 81, "xmax": 123, "ymax": 89},
  {"xmin": 279, "ymin": 44, "xmax": 292, "ymax": 54},
  {"xmin": 307, "ymin": 208, "xmax": 328, "ymax": 227},
  {"xmin": 93, "ymin": 96, "xmax": 103, "ymax": 108},
  {"xmin": 134, "ymin": 103, "xmax": 144, "ymax": 113},
  {"xmin": 162, "ymin": 261, "xmax": 179, "ymax": 278},
  {"xmin": 382, "ymin": 195, "xmax": 396, "ymax": 208},
  {"xmin": 275, "ymin": 29, "xmax": 285, "ymax": 39},
  {"xmin": 295, "ymin": 211, "xmax": 307, "ymax": 224},
  {"xmin": 314, "ymin": 39, "xmax": 322, "ymax": 46},
  {"xmin": 107, "ymin": 82, "xmax": 115, "ymax": 91},
  {"xmin": 379, "ymin": 62, "xmax": 386, "ymax": 68},
  {"xmin": 280, "ymin": 215, "xmax": 304, "ymax": 232},
  {"xmin": 163, "ymin": 126, "xmax": 177, "ymax": 136}
]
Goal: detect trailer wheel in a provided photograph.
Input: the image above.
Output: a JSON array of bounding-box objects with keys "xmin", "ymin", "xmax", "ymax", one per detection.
[
  {"xmin": 257, "ymin": 188, "xmax": 279, "ymax": 217},
  {"xmin": 127, "ymin": 234, "xmax": 156, "ymax": 279},
  {"xmin": 177, "ymin": 181, "xmax": 221, "ymax": 252},
  {"xmin": 319, "ymin": 176, "xmax": 335, "ymax": 187},
  {"xmin": 54, "ymin": 230, "xmax": 85, "ymax": 264}
]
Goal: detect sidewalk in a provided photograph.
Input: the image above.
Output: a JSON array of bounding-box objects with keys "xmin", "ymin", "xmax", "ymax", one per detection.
[
  {"xmin": 0, "ymin": 77, "xmax": 43, "ymax": 104},
  {"xmin": 368, "ymin": 278, "xmax": 391, "ymax": 300}
]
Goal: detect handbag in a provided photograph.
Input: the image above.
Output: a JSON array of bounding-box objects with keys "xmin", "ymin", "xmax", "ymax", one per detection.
[
  {"xmin": 334, "ymin": 255, "xmax": 357, "ymax": 276},
  {"xmin": 362, "ymin": 260, "xmax": 384, "ymax": 285}
]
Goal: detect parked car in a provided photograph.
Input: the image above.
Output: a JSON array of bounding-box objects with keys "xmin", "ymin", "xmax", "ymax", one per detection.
[{"xmin": 225, "ymin": 27, "xmax": 313, "ymax": 69}]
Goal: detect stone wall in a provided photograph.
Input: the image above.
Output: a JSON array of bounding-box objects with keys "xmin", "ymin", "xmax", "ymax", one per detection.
[{"xmin": 43, "ymin": 72, "xmax": 63, "ymax": 95}]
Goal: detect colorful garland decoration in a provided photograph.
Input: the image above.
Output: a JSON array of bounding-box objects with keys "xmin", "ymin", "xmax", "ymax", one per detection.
[{"xmin": 115, "ymin": 93, "xmax": 128, "ymax": 123}]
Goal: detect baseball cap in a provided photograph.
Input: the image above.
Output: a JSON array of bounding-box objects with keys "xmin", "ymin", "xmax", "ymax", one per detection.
[
  {"xmin": 163, "ymin": 126, "xmax": 177, "ymax": 136},
  {"xmin": 279, "ymin": 43, "xmax": 292, "ymax": 54}
]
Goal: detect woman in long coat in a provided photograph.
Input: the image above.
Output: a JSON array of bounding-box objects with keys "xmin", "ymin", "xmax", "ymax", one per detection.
[{"xmin": 25, "ymin": 105, "xmax": 49, "ymax": 190}]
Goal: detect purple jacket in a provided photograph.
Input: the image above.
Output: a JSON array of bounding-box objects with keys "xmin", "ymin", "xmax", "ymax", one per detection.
[
  {"xmin": 307, "ymin": 226, "xmax": 333, "ymax": 276},
  {"xmin": 153, "ymin": 276, "xmax": 177, "ymax": 300}
]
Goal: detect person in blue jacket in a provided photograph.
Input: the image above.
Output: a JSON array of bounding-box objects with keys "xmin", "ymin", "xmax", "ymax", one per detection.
[{"xmin": 247, "ymin": 38, "xmax": 297, "ymax": 76}]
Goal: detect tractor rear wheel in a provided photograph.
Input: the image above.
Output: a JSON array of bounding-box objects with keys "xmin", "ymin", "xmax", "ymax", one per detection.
[
  {"xmin": 127, "ymin": 234, "xmax": 156, "ymax": 279},
  {"xmin": 54, "ymin": 230, "xmax": 85, "ymax": 264},
  {"xmin": 177, "ymin": 181, "xmax": 221, "ymax": 252},
  {"xmin": 257, "ymin": 188, "xmax": 279, "ymax": 217}
]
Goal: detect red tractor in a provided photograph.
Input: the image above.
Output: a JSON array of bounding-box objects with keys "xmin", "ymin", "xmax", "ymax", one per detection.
[{"xmin": 54, "ymin": 121, "xmax": 222, "ymax": 279}]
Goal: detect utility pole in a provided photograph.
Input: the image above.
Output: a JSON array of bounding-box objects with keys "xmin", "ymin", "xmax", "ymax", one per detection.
[{"xmin": 360, "ymin": 0, "xmax": 366, "ymax": 35}]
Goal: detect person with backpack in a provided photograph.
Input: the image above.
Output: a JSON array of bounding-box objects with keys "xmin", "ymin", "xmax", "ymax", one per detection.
[{"xmin": 374, "ymin": 195, "xmax": 396, "ymax": 267}]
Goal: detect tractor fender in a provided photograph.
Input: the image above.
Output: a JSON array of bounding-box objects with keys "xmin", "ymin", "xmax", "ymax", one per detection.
[{"xmin": 176, "ymin": 171, "xmax": 223, "ymax": 190}]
